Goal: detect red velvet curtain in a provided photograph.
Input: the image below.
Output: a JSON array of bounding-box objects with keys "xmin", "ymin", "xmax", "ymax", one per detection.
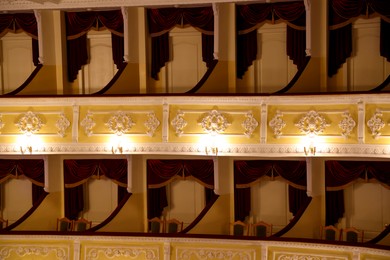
[
  {"xmin": 328, "ymin": 0, "xmax": 390, "ymax": 77},
  {"xmin": 147, "ymin": 7, "xmax": 214, "ymax": 80},
  {"xmin": 63, "ymin": 159, "xmax": 127, "ymax": 220},
  {"xmin": 65, "ymin": 10, "xmax": 124, "ymax": 82},
  {"xmin": 236, "ymin": 1, "xmax": 306, "ymax": 79},
  {"xmin": 325, "ymin": 160, "xmax": 390, "ymax": 226},
  {"xmin": 234, "ymin": 160, "xmax": 307, "ymax": 221},
  {"xmin": 147, "ymin": 159, "xmax": 214, "ymax": 219},
  {"xmin": 0, "ymin": 13, "xmax": 39, "ymax": 66},
  {"xmin": 0, "ymin": 159, "xmax": 44, "ymax": 205}
]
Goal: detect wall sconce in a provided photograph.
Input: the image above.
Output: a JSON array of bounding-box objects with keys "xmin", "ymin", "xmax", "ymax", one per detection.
[
  {"xmin": 112, "ymin": 144, "xmax": 123, "ymax": 154},
  {"xmin": 18, "ymin": 134, "xmax": 37, "ymax": 154},
  {"xmin": 110, "ymin": 134, "xmax": 124, "ymax": 154},
  {"xmin": 304, "ymin": 145, "xmax": 316, "ymax": 156},
  {"xmin": 205, "ymin": 146, "xmax": 218, "ymax": 156},
  {"xmin": 20, "ymin": 144, "xmax": 33, "ymax": 154}
]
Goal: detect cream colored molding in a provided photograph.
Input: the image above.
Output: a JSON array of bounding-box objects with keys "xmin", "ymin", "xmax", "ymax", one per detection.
[
  {"xmin": 171, "ymin": 111, "xmax": 187, "ymax": 136},
  {"xmin": 0, "ymin": 115, "xmax": 4, "ymax": 132},
  {"xmin": 242, "ymin": 112, "xmax": 259, "ymax": 137},
  {"xmin": 367, "ymin": 109, "xmax": 385, "ymax": 139},
  {"xmin": 0, "ymin": 244, "xmax": 69, "ymax": 260},
  {"xmin": 80, "ymin": 111, "xmax": 95, "ymax": 137},
  {"xmin": 105, "ymin": 111, "xmax": 135, "ymax": 136},
  {"xmin": 56, "ymin": 113, "xmax": 71, "ymax": 137},
  {"xmin": 16, "ymin": 111, "xmax": 44, "ymax": 135},
  {"xmin": 175, "ymin": 246, "xmax": 256, "ymax": 260},
  {"xmin": 84, "ymin": 245, "xmax": 160, "ymax": 260},
  {"xmin": 200, "ymin": 109, "xmax": 231, "ymax": 135},
  {"xmin": 339, "ymin": 112, "xmax": 356, "ymax": 138},
  {"xmin": 145, "ymin": 113, "xmax": 161, "ymax": 137},
  {"xmin": 269, "ymin": 111, "xmax": 286, "ymax": 139},
  {"xmin": 295, "ymin": 110, "xmax": 330, "ymax": 136}
]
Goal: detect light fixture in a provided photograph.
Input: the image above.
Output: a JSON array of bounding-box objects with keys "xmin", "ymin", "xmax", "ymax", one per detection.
[
  {"xmin": 110, "ymin": 134, "xmax": 124, "ymax": 154},
  {"xmin": 18, "ymin": 133, "xmax": 37, "ymax": 154},
  {"xmin": 205, "ymin": 146, "xmax": 218, "ymax": 156},
  {"xmin": 202, "ymin": 133, "xmax": 224, "ymax": 156},
  {"xmin": 304, "ymin": 145, "xmax": 316, "ymax": 156},
  {"xmin": 302, "ymin": 134, "xmax": 317, "ymax": 156}
]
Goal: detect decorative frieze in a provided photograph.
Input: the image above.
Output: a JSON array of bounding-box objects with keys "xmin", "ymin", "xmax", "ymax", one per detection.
[
  {"xmin": 15, "ymin": 111, "xmax": 44, "ymax": 135},
  {"xmin": 200, "ymin": 109, "xmax": 231, "ymax": 135},
  {"xmin": 105, "ymin": 111, "xmax": 135, "ymax": 136},
  {"xmin": 295, "ymin": 110, "xmax": 330, "ymax": 137},
  {"xmin": 366, "ymin": 110, "xmax": 385, "ymax": 139},
  {"xmin": 269, "ymin": 111, "xmax": 286, "ymax": 138}
]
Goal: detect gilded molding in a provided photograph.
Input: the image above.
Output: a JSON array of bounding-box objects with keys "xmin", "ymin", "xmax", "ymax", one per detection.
[
  {"xmin": 0, "ymin": 244, "xmax": 69, "ymax": 260},
  {"xmin": 85, "ymin": 245, "xmax": 159, "ymax": 260},
  {"xmin": 295, "ymin": 110, "xmax": 330, "ymax": 137},
  {"xmin": 15, "ymin": 111, "xmax": 44, "ymax": 135},
  {"xmin": 80, "ymin": 112, "xmax": 96, "ymax": 137},
  {"xmin": 199, "ymin": 109, "xmax": 230, "ymax": 135},
  {"xmin": 338, "ymin": 112, "xmax": 356, "ymax": 138},
  {"xmin": 242, "ymin": 112, "xmax": 259, "ymax": 137},
  {"xmin": 105, "ymin": 111, "xmax": 135, "ymax": 136},
  {"xmin": 144, "ymin": 113, "xmax": 160, "ymax": 137},
  {"xmin": 56, "ymin": 113, "xmax": 70, "ymax": 138},
  {"xmin": 175, "ymin": 247, "xmax": 256, "ymax": 260},
  {"xmin": 0, "ymin": 114, "xmax": 4, "ymax": 133},
  {"xmin": 367, "ymin": 110, "xmax": 385, "ymax": 139},
  {"xmin": 171, "ymin": 111, "xmax": 187, "ymax": 136},
  {"xmin": 269, "ymin": 111, "xmax": 286, "ymax": 138}
]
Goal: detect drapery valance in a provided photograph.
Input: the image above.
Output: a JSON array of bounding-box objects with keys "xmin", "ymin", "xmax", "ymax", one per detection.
[
  {"xmin": 0, "ymin": 159, "xmax": 44, "ymax": 187},
  {"xmin": 64, "ymin": 159, "xmax": 128, "ymax": 220},
  {"xmin": 0, "ymin": 13, "xmax": 39, "ymax": 66},
  {"xmin": 65, "ymin": 10, "xmax": 125, "ymax": 82},
  {"xmin": 64, "ymin": 159, "xmax": 127, "ymax": 187},
  {"xmin": 236, "ymin": 1, "xmax": 306, "ymax": 79},
  {"xmin": 325, "ymin": 160, "xmax": 390, "ymax": 226},
  {"xmin": 328, "ymin": 0, "xmax": 390, "ymax": 77},
  {"xmin": 234, "ymin": 160, "xmax": 307, "ymax": 221},
  {"xmin": 147, "ymin": 159, "xmax": 214, "ymax": 189},
  {"xmin": 147, "ymin": 7, "xmax": 214, "ymax": 80}
]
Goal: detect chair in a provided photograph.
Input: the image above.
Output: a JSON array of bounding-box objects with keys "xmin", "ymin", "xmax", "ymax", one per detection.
[
  {"xmin": 57, "ymin": 217, "xmax": 73, "ymax": 231},
  {"xmin": 0, "ymin": 217, "xmax": 8, "ymax": 229},
  {"xmin": 251, "ymin": 221, "xmax": 272, "ymax": 237},
  {"xmin": 231, "ymin": 220, "xmax": 249, "ymax": 236},
  {"xmin": 342, "ymin": 227, "xmax": 364, "ymax": 243},
  {"xmin": 165, "ymin": 218, "xmax": 183, "ymax": 233},
  {"xmin": 148, "ymin": 217, "xmax": 164, "ymax": 233},
  {"xmin": 73, "ymin": 217, "xmax": 92, "ymax": 231},
  {"xmin": 320, "ymin": 225, "xmax": 341, "ymax": 241}
]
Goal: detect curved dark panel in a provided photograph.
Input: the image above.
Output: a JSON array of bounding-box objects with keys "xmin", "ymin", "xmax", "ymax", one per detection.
[
  {"xmin": 91, "ymin": 63, "xmax": 128, "ymax": 95},
  {"xmin": 180, "ymin": 193, "xmax": 220, "ymax": 234},
  {"xmin": 88, "ymin": 192, "xmax": 132, "ymax": 232},
  {"xmin": 4, "ymin": 190, "xmax": 48, "ymax": 231},
  {"xmin": 271, "ymin": 196, "xmax": 312, "ymax": 238},
  {"xmin": 369, "ymin": 74, "xmax": 390, "ymax": 92},
  {"xmin": 273, "ymin": 56, "xmax": 311, "ymax": 94},
  {"xmin": 185, "ymin": 59, "xmax": 219, "ymax": 94},
  {"xmin": 3, "ymin": 64, "xmax": 43, "ymax": 96},
  {"xmin": 365, "ymin": 224, "xmax": 390, "ymax": 244}
]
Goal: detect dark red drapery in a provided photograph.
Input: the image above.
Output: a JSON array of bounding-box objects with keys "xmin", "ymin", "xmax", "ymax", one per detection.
[
  {"xmin": 236, "ymin": 1, "xmax": 306, "ymax": 79},
  {"xmin": 328, "ymin": 0, "xmax": 390, "ymax": 77},
  {"xmin": 147, "ymin": 159, "xmax": 214, "ymax": 219},
  {"xmin": 0, "ymin": 13, "xmax": 39, "ymax": 66},
  {"xmin": 65, "ymin": 10, "xmax": 125, "ymax": 82},
  {"xmin": 234, "ymin": 160, "xmax": 307, "ymax": 221},
  {"xmin": 147, "ymin": 7, "xmax": 214, "ymax": 80},
  {"xmin": 63, "ymin": 159, "xmax": 127, "ymax": 220},
  {"xmin": 325, "ymin": 160, "xmax": 390, "ymax": 226}
]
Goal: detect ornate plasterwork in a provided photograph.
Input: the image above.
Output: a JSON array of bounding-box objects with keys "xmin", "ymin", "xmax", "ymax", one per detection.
[
  {"xmin": 80, "ymin": 112, "xmax": 96, "ymax": 137},
  {"xmin": 200, "ymin": 110, "xmax": 230, "ymax": 135},
  {"xmin": 144, "ymin": 113, "xmax": 160, "ymax": 137},
  {"xmin": 15, "ymin": 111, "xmax": 44, "ymax": 135},
  {"xmin": 295, "ymin": 110, "xmax": 330, "ymax": 137},
  {"xmin": 242, "ymin": 112, "xmax": 258, "ymax": 137},
  {"xmin": 0, "ymin": 114, "xmax": 4, "ymax": 132},
  {"xmin": 338, "ymin": 112, "xmax": 356, "ymax": 138},
  {"xmin": 275, "ymin": 253, "xmax": 347, "ymax": 260},
  {"xmin": 176, "ymin": 247, "xmax": 255, "ymax": 260},
  {"xmin": 85, "ymin": 246, "xmax": 159, "ymax": 260},
  {"xmin": 55, "ymin": 113, "xmax": 70, "ymax": 137},
  {"xmin": 105, "ymin": 111, "xmax": 135, "ymax": 136},
  {"xmin": 171, "ymin": 111, "xmax": 187, "ymax": 136},
  {"xmin": 367, "ymin": 110, "xmax": 385, "ymax": 139},
  {"xmin": 0, "ymin": 244, "xmax": 68, "ymax": 260},
  {"xmin": 269, "ymin": 111, "xmax": 286, "ymax": 138}
]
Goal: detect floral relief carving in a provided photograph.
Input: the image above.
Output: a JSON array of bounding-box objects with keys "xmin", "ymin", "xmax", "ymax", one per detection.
[
  {"xmin": 338, "ymin": 112, "xmax": 356, "ymax": 138},
  {"xmin": 241, "ymin": 112, "xmax": 258, "ymax": 137},
  {"xmin": 199, "ymin": 109, "xmax": 230, "ymax": 135},
  {"xmin": 277, "ymin": 253, "xmax": 347, "ymax": 260},
  {"xmin": 86, "ymin": 246, "xmax": 158, "ymax": 260},
  {"xmin": 144, "ymin": 113, "xmax": 160, "ymax": 137},
  {"xmin": 106, "ymin": 111, "xmax": 135, "ymax": 136},
  {"xmin": 367, "ymin": 111, "xmax": 385, "ymax": 139},
  {"xmin": 80, "ymin": 112, "xmax": 96, "ymax": 137},
  {"xmin": 295, "ymin": 110, "xmax": 330, "ymax": 136},
  {"xmin": 177, "ymin": 248, "xmax": 254, "ymax": 260},
  {"xmin": 15, "ymin": 111, "xmax": 44, "ymax": 135},
  {"xmin": 56, "ymin": 113, "xmax": 70, "ymax": 137},
  {"xmin": 269, "ymin": 111, "xmax": 286, "ymax": 138},
  {"xmin": 171, "ymin": 111, "xmax": 187, "ymax": 136},
  {"xmin": 0, "ymin": 245, "xmax": 68, "ymax": 260}
]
